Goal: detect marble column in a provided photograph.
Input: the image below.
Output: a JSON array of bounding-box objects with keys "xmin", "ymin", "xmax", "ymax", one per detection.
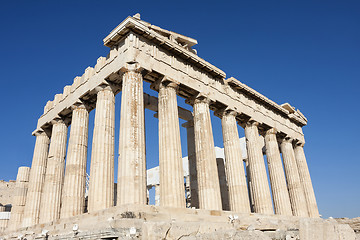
[
  {"xmin": 117, "ymin": 63, "xmax": 146, "ymax": 205},
  {"xmin": 8, "ymin": 167, "xmax": 30, "ymax": 230},
  {"xmin": 22, "ymin": 131, "xmax": 50, "ymax": 227},
  {"xmin": 158, "ymin": 80, "xmax": 185, "ymax": 208},
  {"xmin": 280, "ymin": 137, "xmax": 308, "ymax": 217},
  {"xmin": 61, "ymin": 103, "xmax": 89, "ymax": 218},
  {"xmin": 294, "ymin": 142, "xmax": 319, "ymax": 217},
  {"xmin": 183, "ymin": 121, "xmax": 199, "ymax": 209},
  {"xmin": 221, "ymin": 110, "xmax": 250, "ymax": 213},
  {"xmin": 39, "ymin": 119, "xmax": 68, "ymax": 223},
  {"xmin": 244, "ymin": 120, "xmax": 273, "ymax": 214},
  {"xmin": 192, "ymin": 96, "xmax": 222, "ymax": 210},
  {"xmin": 88, "ymin": 86, "xmax": 115, "ymax": 213},
  {"xmin": 264, "ymin": 128, "xmax": 292, "ymax": 216}
]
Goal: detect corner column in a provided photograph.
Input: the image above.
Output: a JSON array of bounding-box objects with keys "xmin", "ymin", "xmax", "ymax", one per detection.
[
  {"xmin": 22, "ymin": 131, "xmax": 50, "ymax": 227},
  {"xmin": 88, "ymin": 85, "xmax": 115, "ymax": 213},
  {"xmin": 294, "ymin": 142, "xmax": 319, "ymax": 217},
  {"xmin": 8, "ymin": 167, "xmax": 30, "ymax": 230},
  {"xmin": 61, "ymin": 103, "xmax": 89, "ymax": 218},
  {"xmin": 183, "ymin": 120, "xmax": 199, "ymax": 209},
  {"xmin": 117, "ymin": 63, "xmax": 147, "ymax": 205},
  {"xmin": 220, "ymin": 110, "xmax": 250, "ymax": 213},
  {"xmin": 280, "ymin": 137, "xmax": 308, "ymax": 217},
  {"xmin": 192, "ymin": 95, "xmax": 222, "ymax": 210},
  {"xmin": 264, "ymin": 128, "xmax": 292, "ymax": 216},
  {"xmin": 244, "ymin": 120, "xmax": 273, "ymax": 214},
  {"xmin": 158, "ymin": 79, "xmax": 185, "ymax": 208}
]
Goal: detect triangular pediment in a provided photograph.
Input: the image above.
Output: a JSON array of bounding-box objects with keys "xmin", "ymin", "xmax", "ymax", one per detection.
[
  {"xmin": 103, "ymin": 14, "xmax": 225, "ymax": 79},
  {"xmin": 104, "ymin": 14, "xmax": 197, "ymax": 49}
]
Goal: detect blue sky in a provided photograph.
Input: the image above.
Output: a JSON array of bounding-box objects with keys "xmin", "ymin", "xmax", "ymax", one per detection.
[{"xmin": 0, "ymin": 1, "xmax": 359, "ymax": 218}]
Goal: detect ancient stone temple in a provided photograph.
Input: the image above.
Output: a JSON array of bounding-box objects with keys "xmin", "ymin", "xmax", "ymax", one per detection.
[{"xmin": 0, "ymin": 14, "xmax": 356, "ymax": 239}]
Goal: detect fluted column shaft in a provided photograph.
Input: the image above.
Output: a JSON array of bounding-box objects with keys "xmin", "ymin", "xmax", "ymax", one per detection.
[
  {"xmin": 183, "ymin": 121, "xmax": 199, "ymax": 208},
  {"xmin": 8, "ymin": 167, "xmax": 30, "ymax": 230},
  {"xmin": 280, "ymin": 138, "xmax": 308, "ymax": 217},
  {"xmin": 88, "ymin": 87, "xmax": 115, "ymax": 213},
  {"xmin": 193, "ymin": 96, "xmax": 222, "ymax": 210},
  {"xmin": 294, "ymin": 143, "xmax": 319, "ymax": 217},
  {"xmin": 39, "ymin": 120, "xmax": 68, "ymax": 223},
  {"xmin": 244, "ymin": 121, "xmax": 273, "ymax": 214},
  {"xmin": 22, "ymin": 131, "xmax": 50, "ymax": 227},
  {"xmin": 61, "ymin": 104, "xmax": 89, "ymax": 218},
  {"xmin": 264, "ymin": 129, "xmax": 292, "ymax": 216},
  {"xmin": 221, "ymin": 110, "xmax": 250, "ymax": 213},
  {"xmin": 117, "ymin": 63, "xmax": 146, "ymax": 205},
  {"xmin": 158, "ymin": 81, "xmax": 185, "ymax": 208}
]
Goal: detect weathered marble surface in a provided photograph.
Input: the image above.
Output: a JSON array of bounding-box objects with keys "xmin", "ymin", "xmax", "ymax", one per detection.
[{"xmin": 1, "ymin": 205, "xmax": 356, "ymax": 239}]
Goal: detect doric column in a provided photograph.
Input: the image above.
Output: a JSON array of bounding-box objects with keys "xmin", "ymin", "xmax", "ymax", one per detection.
[
  {"xmin": 264, "ymin": 128, "xmax": 292, "ymax": 216},
  {"xmin": 158, "ymin": 79, "xmax": 185, "ymax": 208},
  {"xmin": 220, "ymin": 110, "xmax": 250, "ymax": 213},
  {"xmin": 244, "ymin": 120, "xmax": 273, "ymax": 214},
  {"xmin": 192, "ymin": 95, "xmax": 222, "ymax": 210},
  {"xmin": 8, "ymin": 167, "xmax": 30, "ymax": 230},
  {"xmin": 280, "ymin": 137, "xmax": 308, "ymax": 217},
  {"xmin": 22, "ymin": 130, "xmax": 50, "ymax": 227},
  {"xmin": 88, "ymin": 85, "xmax": 115, "ymax": 213},
  {"xmin": 182, "ymin": 120, "xmax": 199, "ymax": 208},
  {"xmin": 294, "ymin": 142, "xmax": 319, "ymax": 217},
  {"xmin": 117, "ymin": 63, "xmax": 146, "ymax": 205},
  {"xmin": 39, "ymin": 119, "xmax": 68, "ymax": 224},
  {"xmin": 61, "ymin": 103, "xmax": 89, "ymax": 218}
]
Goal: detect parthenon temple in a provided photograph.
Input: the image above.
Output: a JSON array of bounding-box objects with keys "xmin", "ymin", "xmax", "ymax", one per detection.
[{"xmin": 1, "ymin": 14, "xmax": 356, "ymax": 239}]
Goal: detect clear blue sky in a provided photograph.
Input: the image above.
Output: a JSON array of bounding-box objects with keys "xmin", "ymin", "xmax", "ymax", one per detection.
[{"xmin": 0, "ymin": 1, "xmax": 359, "ymax": 218}]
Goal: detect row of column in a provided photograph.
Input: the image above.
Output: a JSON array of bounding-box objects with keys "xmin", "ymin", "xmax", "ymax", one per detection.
[
  {"xmin": 17, "ymin": 62, "xmax": 319, "ymax": 229},
  {"xmin": 183, "ymin": 110, "xmax": 319, "ymax": 218},
  {"xmin": 20, "ymin": 63, "xmax": 147, "ymax": 228}
]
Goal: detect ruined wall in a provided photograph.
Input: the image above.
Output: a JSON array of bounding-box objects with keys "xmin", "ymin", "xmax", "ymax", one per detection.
[
  {"xmin": 0, "ymin": 180, "xmax": 16, "ymax": 210},
  {"xmin": 336, "ymin": 218, "xmax": 360, "ymax": 239}
]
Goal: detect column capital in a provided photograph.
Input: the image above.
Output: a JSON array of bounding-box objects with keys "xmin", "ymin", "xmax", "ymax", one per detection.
[
  {"xmin": 94, "ymin": 82, "xmax": 118, "ymax": 94},
  {"xmin": 50, "ymin": 116, "xmax": 65, "ymax": 126},
  {"xmin": 265, "ymin": 128, "xmax": 278, "ymax": 136},
  {"xmin": 70, "ymin": 100, "xmax": 91, "ymax": 112},
  {"xmin": 150, "ymin": 76, "xmax": 179, "ymax": 92},
  {"xmin": 186, "ymin": 93, "xmax": 213, "ymax": 106},
  {"xmin": 120, "ymin": 62, "xmax": 142, "ymax": 73},
  {"xmin": 161, "ymin": 76, "xmax": 179, "ymax": 90},
  {"xmin": 33, "ymin": 129, "xmax": 48, "ymax": 137},
  {"xmin": 214, "ymin": 107, "xmax": 237, "ymax": 119},
  {"xmin": 245, "ymin": 119, "xmax": 260, "ymax": 127},
  {"xmin": 194, "ymin": 95, "xmax": 211, "ymax": 105},
  {"xmin": 281, "ymin": 136, "xmax": 294, "ymax": 144},
  {"xmin": 294, "ymin": 140, "xmax": 305, "ymax": 147}
]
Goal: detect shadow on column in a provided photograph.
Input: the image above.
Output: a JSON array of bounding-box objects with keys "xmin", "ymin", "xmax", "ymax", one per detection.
[{"xmin": 216, "ymin": 158, "xmax": 230, "ymax": 211}]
